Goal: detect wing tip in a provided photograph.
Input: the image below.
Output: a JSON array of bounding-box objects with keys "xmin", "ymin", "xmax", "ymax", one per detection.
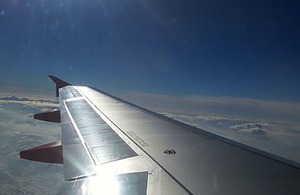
[
  {"xmin": 48, "ymin": 75, "xmax": 70, "ymax": 85},
  {"xmin": 48, "ymin": 75, "xmax": 71, "ymax": 97}
]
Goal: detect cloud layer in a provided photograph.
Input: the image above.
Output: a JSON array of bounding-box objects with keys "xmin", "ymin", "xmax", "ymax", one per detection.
[
  {"xmin": 120, "ymin": 91, "xmax": 300, "ymax": 162},
  {"xmin": 0, "ymin": 96, "xmax": 59, "ymax": 108},
  {"xmin": 0, "ymin": 95, "xmax": 62, "ymax": 194},
  {"xmin": 120, "ymin": 91, "xmax": 300, "ymax": 124},
  {"xmin": 230, "ymin": 123, "xmax": 269, "ymax": 135}
]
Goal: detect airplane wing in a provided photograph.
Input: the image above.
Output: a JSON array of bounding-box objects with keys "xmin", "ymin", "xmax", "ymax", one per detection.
[{"xmin": 20, "ymin": 76, "xmax": 300, "ymax": 195}]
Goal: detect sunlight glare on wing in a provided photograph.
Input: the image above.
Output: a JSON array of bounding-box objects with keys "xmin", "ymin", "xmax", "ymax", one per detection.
[{"xmin": 89, "ymin": 165, "xmax": 120, "ymax": 195}]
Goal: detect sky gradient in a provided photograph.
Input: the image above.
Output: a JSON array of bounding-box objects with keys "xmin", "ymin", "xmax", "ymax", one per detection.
[{"xmin": 1, "ymin": 0, "xmax": 300, "ymax": 101}]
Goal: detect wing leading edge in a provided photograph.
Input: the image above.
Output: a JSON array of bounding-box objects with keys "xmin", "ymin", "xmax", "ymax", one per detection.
[{"xmin": 20, "ymin": 76, "xmax": 300, "ymax": 195}]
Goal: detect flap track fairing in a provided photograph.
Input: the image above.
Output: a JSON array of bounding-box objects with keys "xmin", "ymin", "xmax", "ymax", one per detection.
[
  {"xmin": 20, "ymin": 141, "xmax": 63, "ymax": 164},
  {"xmin": 34, "ymin": 109, "xmax": 61, "ymax": 123}
]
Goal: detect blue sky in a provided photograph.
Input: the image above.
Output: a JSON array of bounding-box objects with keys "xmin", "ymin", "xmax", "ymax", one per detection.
[{"xmin": 1, "ymin": 0, "xmax": 300, "ymax": 101}]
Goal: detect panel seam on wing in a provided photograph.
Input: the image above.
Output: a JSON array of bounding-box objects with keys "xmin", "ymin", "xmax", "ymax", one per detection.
[{"xmin": 63, "ymin": 101, "xmax": 97, "ymax": 166}]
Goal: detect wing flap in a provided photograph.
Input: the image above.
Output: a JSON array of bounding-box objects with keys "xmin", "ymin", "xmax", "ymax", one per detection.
[
  {"xmin": 60, "ymin": 90, "xmax": 138, "ymax": 169},
  {"xmin": 63, "ymin": 143, "xmax": 95, "ymax": 179}
]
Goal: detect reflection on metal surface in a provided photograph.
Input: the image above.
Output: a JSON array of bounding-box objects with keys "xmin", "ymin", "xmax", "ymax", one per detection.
[
  {"xmin": 57, "ymin": 171, "xmax": 148, "ymax": 195},
  {"xmin": 63, "ymin": 98, "xmax": 138, "ymax": 165},
  {"xmin": 60, "ymin": 85, "xmax": 82, "ymax": 100},
  {"xmin": 88, "ymin": 166, "xmax": 119, "ymax": 195},
  {"xmin": 89, "ymin": 171, "xmax": 148, "ymax": 195}
]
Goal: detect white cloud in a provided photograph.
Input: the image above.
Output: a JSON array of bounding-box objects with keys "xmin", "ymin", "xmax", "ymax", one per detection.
[
  {"xmin": 119, "ymin": 91, "xmax": 300, "ymax": 124},
  {"xmin": 194, "ymin": 115, "xmax": 241, "ymax": 121},
  {"xmin": 161, "ymin": 112, "xmax": 300, "ymax": 163},
  {"xmin": 230, "ymin": 122, "xmax": 270, "ymax": 135},
  {"xmin": 0, "ymin": 86, "xmax": 55, "ymax": 101},
  {"xmin": 0, "ymin": 94, "xmax": 58, "ymax": 108},
  {"xmin": 0, "ymin": 98, "xmax": 62, "ymax": 194}
]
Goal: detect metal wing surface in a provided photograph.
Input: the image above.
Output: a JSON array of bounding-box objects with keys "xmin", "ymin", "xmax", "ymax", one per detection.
[{"xmin": 21, "ymin": 76, "xmax": 300, "ymax": 195}]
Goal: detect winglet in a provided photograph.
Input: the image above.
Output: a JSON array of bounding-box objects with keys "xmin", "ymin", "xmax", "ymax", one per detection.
[{"xmin": 48, "ymin": 75, "xmax": 70, "ymax": 97}]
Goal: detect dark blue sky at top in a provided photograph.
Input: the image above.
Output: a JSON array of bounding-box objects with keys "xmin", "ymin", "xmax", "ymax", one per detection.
[{"xmin": 0, "ymin": 0, "xmax": 300, "ymax": 101}]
